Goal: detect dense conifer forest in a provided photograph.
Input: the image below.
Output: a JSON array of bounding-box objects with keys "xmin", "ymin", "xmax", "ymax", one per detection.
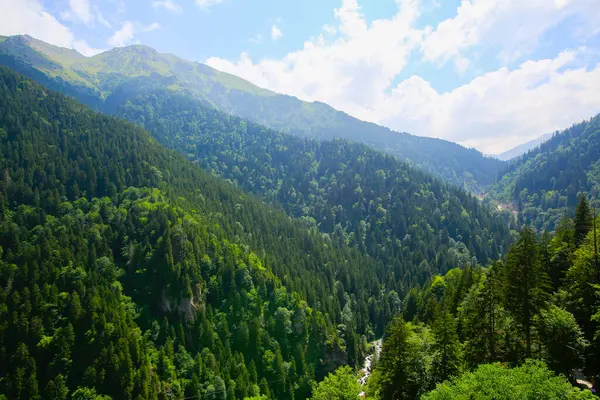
[
  {"xmin": 0, "ymin": 67, "xmax": 399, "ymax": 399},
  {"xmin": 488, "ymin": 114, "xmax": 600, "ymax": 231},
  {"xmin": 0, "ymin": 34, "xmax": 599, "ymax": 400}
]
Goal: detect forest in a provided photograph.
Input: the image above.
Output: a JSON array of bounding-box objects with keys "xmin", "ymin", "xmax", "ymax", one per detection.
[
  {"xmin": 0, "ymin": 67, "xmax": 402, "ymax": 399},
  {"xmin": 488, "ymin": 113, "xmax": 600, "ymax": 231},
  {"xmin": 315, "ymin": 194, "xmax": 599, "ymax": 399},
  {"xmin": 0, "ymin": 35, "xmax": 599, "ymax": 400},
  {"xmin": 105, "ymin": 85, "xmax": 514, "ymax": 291}
]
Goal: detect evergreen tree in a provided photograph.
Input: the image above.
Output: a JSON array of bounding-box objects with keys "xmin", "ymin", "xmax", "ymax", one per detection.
[
  {"xmin": 431, "ymin": 310, "xmax": 461, "ymax": 383},
  {"xmin": 575, "ymin": 193, "xmax": 593, "ymax": 248},
  {"xmin": 503, "ymin": 227, "xmax": 550, "ymax": 357}
]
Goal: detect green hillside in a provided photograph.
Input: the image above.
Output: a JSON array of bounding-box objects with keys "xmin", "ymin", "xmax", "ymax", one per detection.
[
  {"xmin": 486, "ymin": 113, "xmax": 600, "ymax": 230},
  {"xmin": 0, "ymin": 34, "xmax": 504, "ymax": 190},
  {"xmin": 363, "ymin": 202, "xmax": 599, "ymax": 398},
  {"xmin": 0, "ymin": 66, "xmax": 401, "ymax": 399},
  {"xmin": 107, "ymin": 85, "xmax": 514, "ymax": 286}
]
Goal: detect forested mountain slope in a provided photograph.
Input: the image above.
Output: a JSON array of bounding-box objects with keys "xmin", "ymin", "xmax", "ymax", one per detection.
[
  {"xmin": 0, "ymin": 67, "xmax": 406, "ymax": 399},
  {"xmin": 0, "ymin": 34, "xmax": 504, "ymax": 190},
  {"xmin": 362, "ymin": 196, "xmax": 599, "ymax": 399},
  {"xmin": 105, "ymin": 84, "xmax": 514, "ymax": 286},
  {"xmin": 487, "ymin": 113, "xmax": 600, "ymax": 230}
]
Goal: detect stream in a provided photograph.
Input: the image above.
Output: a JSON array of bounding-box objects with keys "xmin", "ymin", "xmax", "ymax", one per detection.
[{"xmin": 359, "ymin": 339, "xmax": 382, "ymax": 386}]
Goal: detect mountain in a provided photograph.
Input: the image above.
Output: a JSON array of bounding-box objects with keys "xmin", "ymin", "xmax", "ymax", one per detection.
[
  {"xmin": 108, "ymin": 83, "xmax": 514, "ymax": 284},
  {"xmin": 0, "ymin": 66, "xmax": 397, "ymax": 399},
  {"xmin": 366, "ymin": 204, "xmax": 599, "ymax": 398},
  {"xmin": 486, "ymin": 113, "xmax": 600, "ymax": 230},
  {"xmin": 0, "ymin": 66, "xmax": 515, "ymax": 399},
  {"xmin": 0, "ymin": 34, "xmax": 504, "ymax": 191},
  {"xmin": 494, "ymin": 133, "xmax": 554, "ymax": 161}
]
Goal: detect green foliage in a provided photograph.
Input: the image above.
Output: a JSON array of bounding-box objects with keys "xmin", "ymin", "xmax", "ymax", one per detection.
[
  {"xmin": 310, "ymin": 366, "xmax": 361, "ymax": 400},
  {"xmin": 431, "ymin": 310, "xmax": 462, "ymax": 383},
  {"xmin": 421, "ymin": 360, "xmax": 595, "ymax": 400},
  {"xmin": 367, "ymin": 318, "xmax": 434, "ymax": 400},
  {"xmin": 503, "ymin": 227, "xmax": 551, "ymax": 357},
  {"xmin": 107, "ymin": 88, "xmax": 513, "ymax": 298},
  {"xmin": 376, "ymin": 215, "xmax": 600, "ymax": 397},
  {"xmin": 575, "ymin": 193, "xmax": 593, "ymax": 247},
  {"xmin": 487, "ymin": 114, "xmax": 600, "ymax": 231},
  {"xmin": 0, "ymin": 67, "xmax": 400, "ymax": 399},
  {"xmin": 536, "ymin": 305, "xmax": 587, "ymax": 375}
]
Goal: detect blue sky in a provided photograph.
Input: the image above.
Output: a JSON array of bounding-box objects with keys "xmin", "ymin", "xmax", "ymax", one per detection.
[{"xmin": 2, "ymin": 0, "xmax": 600, "ymax": 153}]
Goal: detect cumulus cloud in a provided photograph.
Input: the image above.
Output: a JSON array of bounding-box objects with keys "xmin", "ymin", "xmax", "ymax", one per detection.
[
  {"xmin": 420, "ymin": 0, "xmax": 600, "ymax": 68},
  {"xmin": 206, "ymin": 0, "xmax": 600, "ymax": 153},
  {"xmin": 271, "ymin": 25, "xmax": 283, "ymax": 41},
  {"xmin": 379, "ymin": 49, "xmax": 600, "ymax": 153},
  {"xmin": 61, "ymin": 0, "xmax": 93, "ymax": 24},
  {"xmin": 152, "ymin": 0, "xmax": 183, "ymax": 14},
  {"xmin": 107, "ymin": 21, "xmax": 160, "ymax": 47},
  {"xmin": 0, "ymin": 0, "xmax": 103, "ymax": 56},
  {"xmin": 108, "ymin": 21, "xmax": 135, "ymax": 47}
]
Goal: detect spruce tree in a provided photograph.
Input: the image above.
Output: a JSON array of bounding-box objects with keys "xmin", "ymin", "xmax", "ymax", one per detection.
[
  {"xmin": 503, "ymin": 227, "xmax": 550, "ymax": 357},
  {"xmin": 431, "ymin": 310, "xmax": 461, "ymax": 383},
  {"xmin": 574, "ymin": 193, "xmax": 592, "ymax": 247}
]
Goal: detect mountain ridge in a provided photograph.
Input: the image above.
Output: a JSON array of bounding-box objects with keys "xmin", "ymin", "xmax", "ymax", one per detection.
[
  {"xmin": 485, "ymin": 113, "xmax": 600, "ymax": 230},
  {"xmin": 493, "ymin": 132, "xmax": 554, "ymax": 161},
  {"xmin": 0, "ymin": 34, "xmax": 505, "ymax": 191}
]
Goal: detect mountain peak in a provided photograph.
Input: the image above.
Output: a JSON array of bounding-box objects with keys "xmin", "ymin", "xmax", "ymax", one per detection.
[{"xmin": 1, "ymin": 34, "xmax": 84, "ymax": 64}]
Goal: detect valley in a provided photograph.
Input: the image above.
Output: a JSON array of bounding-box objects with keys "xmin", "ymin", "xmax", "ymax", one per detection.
[{"xmin": 0, "ymin": 26, "xmax": 598, "ymax": 400}]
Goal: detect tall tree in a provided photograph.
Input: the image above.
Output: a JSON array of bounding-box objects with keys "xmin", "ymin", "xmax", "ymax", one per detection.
[
  {"xmin": 536, "ymin": 305, "xmax": 587, "ymax": 377},
  {"xmin": 575, "ymin": 193, "xmax": 592, "ymax": 248},
  {"xmin": 503, "ymin": 227, "xmax": 550, "ymax": 357},
  {"xmin": 459, "ymin": 263, "xmax": 504, "ymax": 367},
  {"xmin": 431, "ymin": 310, "xmax": 462, "ymax": 383},
  {"xmin": 367, "ymin": 318, "xmax": 418, "ymax": 400}
]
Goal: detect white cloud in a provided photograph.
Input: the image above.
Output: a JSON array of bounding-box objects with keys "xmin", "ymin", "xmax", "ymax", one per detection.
[
  {"xmin": 60, "ymin": 0, "xmax": 113, "ymax": 28},
  {"xmin": 377, "ymin": 49, "xmax": 600, "ymax": 154},
  {"xmin": 62, "ymin": 0, "xmax": 93, "ymax": 24},
  {"xmin": 271, "ymin": 25, "xmax": 283, "ymax": 41},
  {"xmin": 108, "ymin": 21, "xmax": 135, "ymax": 47},
  {"xmin": 152, "ymin": 0, "xmax": 183, "ymax": 14},
  {"xmin": 0, "ymin": 0, "xmax": 103, "ymax": 56},
  {"xmin": 107, "ymin": 21, "xmax": 161, "ymax": 47},
  {"xmin": 249, "ymin": 34, "xmax": 263, "ymax": 44},
  {"xmin": 196, "ymin": 0, "xmax": 225, "ymax": 9},
  {"xmin": 206, "ymin": 0, "xmax": 600, "ymax": 153},
  {"xmin": 94, "ymin": 6, "xmax": 112, "ymax": 27},
  {"xmin": 207, "ymin": 0, "xmax": 423, "ymax": 120},
  {"xmin": 143, "ymin": 22, "xmax": 161, "ymax": 32},
  {"xmin": 421, "ymin": 0, "xmax": 600, "ymax": 68}
]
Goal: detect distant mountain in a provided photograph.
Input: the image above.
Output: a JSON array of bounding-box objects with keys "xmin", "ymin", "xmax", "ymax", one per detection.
[
  {"xmin": 0, "ymin": 34, "xmax": 504, "ymax": 190},
  {"xmin": 494, "ymin": 133, "xmax": 554, "ymax": 161},
  {"xmin": 486, "ymin": 114, "xmax": 600, "ymax": 230}
]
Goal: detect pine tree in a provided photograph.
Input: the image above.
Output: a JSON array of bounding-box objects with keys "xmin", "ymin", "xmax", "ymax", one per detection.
[
  {"xmin": 431, "ymin": 310, "xmax": 461, "ymax": 383},
  {"xmin": 503, "ymin": 227, "xmax": 550, "ymax": 357},
  {"xmin": 575, "ymin": 193, "xmax": 592, "ymax": 247},
  {"xmin": 367, "ymin": 317, "xmax": 416, "ymax": 400}
]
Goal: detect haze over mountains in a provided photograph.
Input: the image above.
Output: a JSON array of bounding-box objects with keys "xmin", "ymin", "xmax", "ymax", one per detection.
[{"xmin": 493, "ymin": 133, "xmax": 554, "ymax": 161}]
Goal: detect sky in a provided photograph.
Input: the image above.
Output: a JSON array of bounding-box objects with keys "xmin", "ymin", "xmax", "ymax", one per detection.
[{"xmin": 2, "ymin": 0, "xmax": 600, "ymax": 154}]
